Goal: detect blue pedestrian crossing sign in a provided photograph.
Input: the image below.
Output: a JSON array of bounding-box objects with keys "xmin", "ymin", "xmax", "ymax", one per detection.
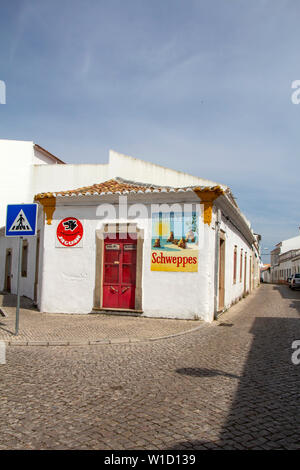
[{"xmin": 5, "ymin": 204, "xmax": 38, "ymax": 237}]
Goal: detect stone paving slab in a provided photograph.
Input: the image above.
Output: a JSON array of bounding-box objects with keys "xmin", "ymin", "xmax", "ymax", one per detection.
[
  {"xmin": 1, "ymin": 285, "xmax": 300, "ymax": 450},
  {"xmin": 0, "ymin": 293, "xmax": 205, "ymax": 345}
]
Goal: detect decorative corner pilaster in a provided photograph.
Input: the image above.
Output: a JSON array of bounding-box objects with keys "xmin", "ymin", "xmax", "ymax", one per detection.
[
  {"xmin": 194, "ymin": 187, "xmax": 224, "ymax": 225},
  {"xmin": 34, "ymin": 196, "xmax": 56, "ymax": 225}
]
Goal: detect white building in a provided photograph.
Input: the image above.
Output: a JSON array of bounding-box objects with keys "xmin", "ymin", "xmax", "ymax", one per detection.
[
  {"xmin": 261, "ymin": 264, "xmax": 271, "ymax": 283},
  {"xmin": 270, "ymin": 234, "xmax": 300, "ymax": 283},
  {"xmin": 0, "ymin": 139, "xmax": 260, "ymax": 321},
  {"xmin": 0, "ymin": 139, "xmax": 65, "ymax": 227}
]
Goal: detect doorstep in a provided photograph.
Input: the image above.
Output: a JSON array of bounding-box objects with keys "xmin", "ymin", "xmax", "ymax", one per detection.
[{"xmin": 92, "ymin": 307, "xmax": 143, "ymax": 317}]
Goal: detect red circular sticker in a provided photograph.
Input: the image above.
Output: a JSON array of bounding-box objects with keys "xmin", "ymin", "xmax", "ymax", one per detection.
[{"xmin": 57, "ymin": 217, "xmax": 83, "ymax": 247}]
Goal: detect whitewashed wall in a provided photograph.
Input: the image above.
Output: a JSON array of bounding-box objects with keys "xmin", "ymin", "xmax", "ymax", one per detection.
[
  {"xmin": 0, "ymin": 139, "xmax": 63, "ymax": 228},
  {"xmin": 214, "ymin": 209, "xmax": 253, "ymax": 311},
  {"xmin": 32, "ymin": 149, "xmax": 225, "ymax": 197},
  {"xmin": 38, "ymin": 200, "xmax": 215, "ymax": 321},
  {"xmin": 0, "ymin": 140, "xmax": 34, "ymax": 227},
  {"xmin": 33, "ymin": 164, "xmax": 109, "ymax": 194},
  {"xmin": 280, "ymin": 235, "xmax": 300, "ymax": 254},
  {"xmin": 261, "ymin": 269, "xmax": 271, "ymax": 283},
  {"xmin": 143, "ymin": 216, "xmax": 213, "ymax": 321},
  {"xmin": 0, "ymin": 208, "xmax": 44, "ymax": 298},
  {"xmin": 276, "ymin": 259, "xmax": 294, "ymax": 280},
  {"xmin": 108, "ymin": 150, "xmax": 225, "ymax": 188},
  {"xmin": 292, "ymin": 260, "xmax": 300, "ymax": 274},
  {"xmin": 0, "ymin": 233, "xmax": 37, "ymax": 298}
]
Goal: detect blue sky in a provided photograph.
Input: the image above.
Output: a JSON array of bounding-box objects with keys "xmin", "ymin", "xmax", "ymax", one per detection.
[{"xmin": 0, "ymin": 0, "xmax": 299, "ymax": 259}]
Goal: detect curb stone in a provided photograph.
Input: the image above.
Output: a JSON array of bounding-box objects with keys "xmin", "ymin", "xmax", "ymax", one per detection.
[
  {"xmin": 0, "ymin": 286, "xmax": 260, "ymax": 348},
  {"xmin": 4, "ymin": 322, "xmax": 207, "ymax": 347}
]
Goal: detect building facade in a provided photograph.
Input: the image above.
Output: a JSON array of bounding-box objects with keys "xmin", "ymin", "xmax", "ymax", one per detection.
[
  {"xmin": 0, "ymin": 141, "xmax": 260, "ymax": 321},
  {"xmin": 270, "ymin": 235, "xmax": 300, "ymax": 283}
]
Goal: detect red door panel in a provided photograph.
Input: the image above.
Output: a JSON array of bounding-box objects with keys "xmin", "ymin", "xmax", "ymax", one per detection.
[
  {"xmin": 119, "ymin": 286, "xmax": 135, "ymax": 309},
  {"xmin": 103, "ymin": 286, "xmax": 119, "ymax": 308},
  {"xmin": 102, "ymin": 236, "xmax": 137, "ymax": 309}
]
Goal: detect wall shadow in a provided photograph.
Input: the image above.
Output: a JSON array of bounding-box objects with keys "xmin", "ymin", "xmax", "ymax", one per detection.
[
  {"xmin": 170, "ymin": 316, "xmax": 300, "ymax": 450},
  {"xmin": 273, "ymin": 285, "xmax": 300, "ymax": 314},
  {"xmin": 0, "ymin": 293, "xmax": 36, "ymax": 310},
  {"xmin": 273, "ymin": 284, "xmax": 300, "ymax": 300}
]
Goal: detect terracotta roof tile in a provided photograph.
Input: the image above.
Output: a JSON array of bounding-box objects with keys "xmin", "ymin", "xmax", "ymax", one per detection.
[{"xmin": 34, "ymin": 177, "xmax": 223, "ymax": 200}]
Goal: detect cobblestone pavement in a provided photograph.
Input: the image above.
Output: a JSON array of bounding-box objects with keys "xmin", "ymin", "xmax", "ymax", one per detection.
[
  {"xmin": 0, "ymin": 294, "xmax": 201, "ymax": 344},
  {"xmin": 0, "ymin": 284, "xmax": 300, "ymax": 450}
]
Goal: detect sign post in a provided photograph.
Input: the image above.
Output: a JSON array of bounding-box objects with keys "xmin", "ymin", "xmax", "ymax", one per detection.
[
  {"xmin": 15, "ymin": 236, "xmax": 23, "ymax": 335},
  {"xmin": 5, "ymin": 204, "xmax": 38, "ymax": 335}
]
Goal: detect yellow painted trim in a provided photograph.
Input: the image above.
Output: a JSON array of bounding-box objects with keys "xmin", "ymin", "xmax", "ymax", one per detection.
[
  {"xmin": 194, "ymin": 187, "xmax": 224, "ymax": 225},
  {"xmin": 35, "ymin": 197, "xmax": 56, "ymax": 225}
]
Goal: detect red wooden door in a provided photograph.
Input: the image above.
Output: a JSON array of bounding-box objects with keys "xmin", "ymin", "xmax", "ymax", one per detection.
[{"xmin": 103, "ymin": 235, "xmax": 137, "ymax": 309}]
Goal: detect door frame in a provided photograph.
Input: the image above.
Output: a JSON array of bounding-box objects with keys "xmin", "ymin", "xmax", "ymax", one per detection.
[
  {"xmin": 218, "ymin": 231, "xmax": 226, "ymax": 312},
  {"xmin": 94, "ymin": 223, "xmax": 144, "ymax": 311},
  {"xmin": 4, "ymin": 248, "xmax": 12, "ymax": 293},
  {"xmin": 249, "ymin": 255, "xmax": 252, "ymax": 293},
  {"xmin": 102, "ymin": 235, "xmax": 137, "ymax": 309},
  {"xmin": 244, "ymin": 253, "xmax": 247, "ymax": 295}
]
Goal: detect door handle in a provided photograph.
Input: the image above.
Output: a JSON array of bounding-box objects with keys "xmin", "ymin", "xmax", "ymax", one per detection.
[
  {"xmin": 110, "ymin": 286, "xmax": 118, "ymax": 293},
  {"xmin": 121, "ymin": 287, "xmax": 129, "ymax": 294}
]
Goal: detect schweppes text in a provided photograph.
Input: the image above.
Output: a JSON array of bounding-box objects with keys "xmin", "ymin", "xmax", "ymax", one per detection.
[{"xmin": 152, "ymin": 251, "xmax": 197, "ymax": 268}]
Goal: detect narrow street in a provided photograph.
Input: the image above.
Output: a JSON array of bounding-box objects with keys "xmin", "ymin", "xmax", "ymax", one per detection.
[{"xmin": 1, "ymin": 284, "xmax": 300, "ymax": 450}]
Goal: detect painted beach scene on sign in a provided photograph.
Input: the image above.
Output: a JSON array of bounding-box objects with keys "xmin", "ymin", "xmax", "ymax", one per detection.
[{"xmin": 151, "ymin": 212, "xmax": 199, "ymax": 272}]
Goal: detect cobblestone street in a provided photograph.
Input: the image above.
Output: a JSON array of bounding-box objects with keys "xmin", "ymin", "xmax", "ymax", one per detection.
[
  {"xmin": 0, "ymin": 293, "xmax": 200, "ymax": 345},
  {"xmin": 0, "ymin": 284, "xmax": 300, "ymax": 450}
]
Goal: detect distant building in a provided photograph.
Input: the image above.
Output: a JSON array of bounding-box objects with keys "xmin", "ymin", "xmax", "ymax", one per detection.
[
  {"xmin": 260, "ymin": 264, "xmax": 271, "ymax": 283},
  {"xmin": 270, "ymin": 234, "xmax": 300, "ymax": 283},
  {"xmin": 0, "ymin": 139, "xmax": 260, "ymax": 321}
]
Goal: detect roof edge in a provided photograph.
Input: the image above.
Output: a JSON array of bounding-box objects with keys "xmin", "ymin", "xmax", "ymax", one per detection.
[
  {"xmin": 34, "ymin": 177, "xmax": 224, "ymax": 200},
  {"xmin": 34, "ymin": 144, "xmax": 65, "ymax": 164}
]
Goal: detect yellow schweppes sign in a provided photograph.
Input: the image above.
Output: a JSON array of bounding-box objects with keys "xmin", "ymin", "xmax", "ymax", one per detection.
[{"xmin": 151, "ymin": 211, "xmax": 199, "ymax": 272}]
